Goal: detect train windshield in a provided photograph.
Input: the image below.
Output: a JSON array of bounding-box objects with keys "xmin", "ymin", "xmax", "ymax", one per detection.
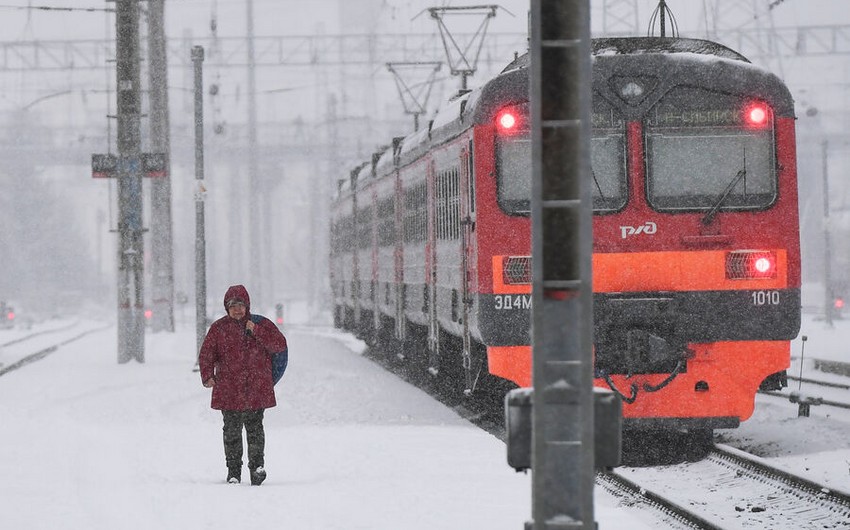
[
  {"xmin": 494, "ymin": 101, "xmax": 627, "ymax": 215},
  {"xmin": 645, "ymin": 87, "xmax": 777, "ymax": 212}
]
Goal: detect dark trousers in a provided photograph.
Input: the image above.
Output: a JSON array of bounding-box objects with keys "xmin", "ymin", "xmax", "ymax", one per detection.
[{"xmin": 222, "ymin": 409, "xmax": 265, "ymax": 472}]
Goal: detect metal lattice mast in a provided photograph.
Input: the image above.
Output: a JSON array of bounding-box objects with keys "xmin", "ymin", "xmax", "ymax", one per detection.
[
  {"xmin": 601, "ymin": 0, "xmax": 640, "ymax": 36},
  {"xmin": 701, "ymin": 0, "xmax": 785, "ymax": 76}
]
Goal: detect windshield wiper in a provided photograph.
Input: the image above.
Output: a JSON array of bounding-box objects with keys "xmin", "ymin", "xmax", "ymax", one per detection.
[
  {"xmin": 591, "ymin": 167, "xmax": 607, "ymax": 202},
  {"xmin": 701, "ymin": 160, "xmax": 748, "ymax": 225}
]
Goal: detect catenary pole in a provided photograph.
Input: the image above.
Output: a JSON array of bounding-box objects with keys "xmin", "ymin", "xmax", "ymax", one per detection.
[
  {"xmin": 192, "ymin": 46, "xmax": 208, "ymax": 358},
  {"xmin": 115, "ymin": 0, "xmax": 145, "ymax": 363},
  {"xmin": 246, "ymin": 0, "xmax": 261, "ymax": 305},
  {"xmin": 529, "ymin": 0, "xmax": 595, "ymax": 527},
  {"xmin": 822, "ymin": 140, "xmax": 834, "ymax": 326},
  {"xmin": 147, "ymin": 0, "xmax": 176, "ymax": 332}
]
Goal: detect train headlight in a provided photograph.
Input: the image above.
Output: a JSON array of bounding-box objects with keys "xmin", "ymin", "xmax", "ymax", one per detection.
[{"xmin": 726, "ymin": 250, "xmax": 777, "ymax": 279}]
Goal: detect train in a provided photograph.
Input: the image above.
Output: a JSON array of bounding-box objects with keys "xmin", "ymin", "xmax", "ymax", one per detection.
[{"xmin": 329, "ymin": 36, "xmax": 801, "ymax": 440}]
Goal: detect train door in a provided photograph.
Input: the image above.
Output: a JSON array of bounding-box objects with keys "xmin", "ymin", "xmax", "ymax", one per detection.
[
  {"xmin": 460, "ymin": 141, "xmax": 479, "ymax": 394},
  {"xmin": 394, "ymin": 169, "xmax": 406, "ymax": 347},
  {"xmin": 351, "ymin": 171, "xmax": 361, "ymax": 331}
]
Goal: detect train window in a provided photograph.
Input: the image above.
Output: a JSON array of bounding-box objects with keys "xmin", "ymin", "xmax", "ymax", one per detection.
[
  {"xmin": 591, "ymin": 99, "xmax": 628, "ymax": 213},
  {"xmin": 377, "ymin": 196, "xmax": 395, "ymax": 247},
  {"xmin": 494, "ymin": 102, "xmax": 531, "ymax": 214},
  {"xmin": 495, "ymin": 130, "xmax": 531, "ymax": 214},
  {"xmin": 403, "ymin": 182, "xmax": 427, "ymax": 242},
  {"xmin": 591, "ymin": 133, "xmax": 628, "ymax": 212},
  {"xmin": 436, "ymin": 168, "xmax": 461, "ymax": 240},
  {"xmin": 645, "ymin": 87, "xmax": 777, "ymax": 212},
  {"xmin": 495, "ymin": 100, "xmax": 627, "ymax": 215},
  {"xmin": 357, "ymin": 206, "xmax": 373, "ymax": 249}
]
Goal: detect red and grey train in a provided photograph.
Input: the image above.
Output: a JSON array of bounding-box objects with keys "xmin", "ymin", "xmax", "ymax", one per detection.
[{"xmin": 329, "ymin": 37, "xmax": 801, "ymax": 434}]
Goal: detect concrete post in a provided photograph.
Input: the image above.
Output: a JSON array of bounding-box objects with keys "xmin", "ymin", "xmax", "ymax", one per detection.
[{"xmin": 529, "ymin": 0, "xmax": 595, "ymax": 527}]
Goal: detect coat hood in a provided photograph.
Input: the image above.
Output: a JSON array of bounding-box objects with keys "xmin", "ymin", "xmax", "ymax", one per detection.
[{"xmin": 223, "ymin": 284, "xmax": 251, "ymax": 313}]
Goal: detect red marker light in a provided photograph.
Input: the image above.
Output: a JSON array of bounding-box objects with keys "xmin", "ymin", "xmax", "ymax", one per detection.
[
  {"xmin": 6, "ymin": 311, "xmax": 14, "ymax": 321},
  {"xmin": 835, "ymin": 298, "xmax": 845, "ymax": 309},
  {"xmin": 745, "ymin": 103, "xmax": 769, "ymax": 127},
  {"xmin": 497, "ymin": 111, "xmax": 517, "ymax": 131},
  {"xmin": 144, "ymin": 309, "xmax": 153, "ymax": 320},
  {"xmin": 753, "ymin": 257, "xmax": 772, "ymax": 274},
  {"xmin": 726, "ymin": 250, "xmax": 777, "ymax": 279},
  {"xmin": 276, "ymin": 317, "xmax": 284, "ymax": 325}
]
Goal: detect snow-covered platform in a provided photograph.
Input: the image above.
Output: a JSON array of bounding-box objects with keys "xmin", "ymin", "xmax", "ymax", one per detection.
[{"xmin": 0, "ymin": 320, "xmax": 643, "ymax": 530}]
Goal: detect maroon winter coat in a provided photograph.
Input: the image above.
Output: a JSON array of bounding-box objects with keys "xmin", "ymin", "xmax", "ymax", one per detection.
[{"xmin": 199, "ymin": 285, "xmax": 288, "ymax": 411}]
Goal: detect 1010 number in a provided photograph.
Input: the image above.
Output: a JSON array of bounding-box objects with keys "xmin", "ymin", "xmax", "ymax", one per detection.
[{"xmin": 751, "ymin": 291, "xmax": 780, "ymax": 306}]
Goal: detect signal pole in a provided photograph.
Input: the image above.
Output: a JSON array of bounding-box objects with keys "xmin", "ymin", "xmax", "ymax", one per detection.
[{"xmin": 115, "ymin": 0, "xmax": 145, "ymax": 363}]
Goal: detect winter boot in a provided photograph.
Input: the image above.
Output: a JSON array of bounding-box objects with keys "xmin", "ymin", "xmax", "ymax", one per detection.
[
  {"xmin": 250, "ymin": 466, "xmax": 266, "ymax": 486},
  {"xmin": 227, "ymin": 468, "xmax": 241, "ymax": 484}
]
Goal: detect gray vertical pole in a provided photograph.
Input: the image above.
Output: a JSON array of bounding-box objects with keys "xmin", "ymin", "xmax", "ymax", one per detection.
[
  {"xmin": 148, "ymin": 0, "xmax": 175, "ymax": 332},
  {"xmin": 246, "ymin": 0, "xmax": 261, "ymax": 305},
  {"xmin": 529, "ymin": 0, "xmax": 595, "ymax": 528},
  {"xmin": 116, "ymin": 0, "xmax": 145, "ymax": 363},
  {"xmin": 822, "ymin": 140, "xmax": 833, "ymax": 326},
  {"xmin": 192, "ymin": 46, "xmax": 208, "ymax": 357}
]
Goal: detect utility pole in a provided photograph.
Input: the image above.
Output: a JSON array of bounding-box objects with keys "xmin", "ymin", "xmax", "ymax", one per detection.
[
  {"xmin": 115, "ymin": 0, "xmax": 145, "ymax": 363},
  {"xmin": 147, "ymin": 0, "xmax": 175, "ymax": 332},
  {"xmin": 529, "ymin": 0, "xmax": 595, "ymax": 526},
  {"xmin": 246, "ymin": 0, "xmax": 262, "ymax": 305},
  {"xmin": 192, "ymin": 46, "xmax": 208, "ymax": 357}
]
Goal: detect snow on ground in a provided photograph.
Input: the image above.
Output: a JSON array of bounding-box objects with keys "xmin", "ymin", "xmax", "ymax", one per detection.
[
  {"xmin": 2, "ymin": 300, "xmax": 850, "ymax": 529},
  {"xmin": 0, "ymin": 311, "xmax": 647, "ymax": 529}
]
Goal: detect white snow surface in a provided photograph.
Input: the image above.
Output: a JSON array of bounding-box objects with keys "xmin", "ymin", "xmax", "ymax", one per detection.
[{"xmin": 1, "ymin": 305, "xmax": 850, "ymax": 529}]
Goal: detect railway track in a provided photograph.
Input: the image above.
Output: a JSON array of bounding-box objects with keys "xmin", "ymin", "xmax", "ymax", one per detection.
[
  {"xmin": 0, "ymin": 321, "xmax": 112, "ymax": 378},
  {"xmin": 358, "ymin": 335, "xmax": 850, "ymax": 528},
  {"xmin": 610, "ymin": 444, "xmax": 850, "ymax": 529}
]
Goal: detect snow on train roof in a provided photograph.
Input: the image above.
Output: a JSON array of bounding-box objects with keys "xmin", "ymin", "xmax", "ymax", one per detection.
[
  {"xmin": 591, "ymin": 37, "xmax": 749, "ymax": 62},
  {"xmin": 499, "ymin": 37, "xmax": 750, "ymax": 74}
]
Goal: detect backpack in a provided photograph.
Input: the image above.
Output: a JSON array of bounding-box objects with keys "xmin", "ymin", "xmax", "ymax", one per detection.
[{"xmin": 250, "ymin": 314, "xmax": 288, "ymax": 385}]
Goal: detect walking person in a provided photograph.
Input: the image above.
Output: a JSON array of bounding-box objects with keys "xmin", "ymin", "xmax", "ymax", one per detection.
[{"xmin": 199, "ymin": 284, "xmax": 288, "ymax": 485}]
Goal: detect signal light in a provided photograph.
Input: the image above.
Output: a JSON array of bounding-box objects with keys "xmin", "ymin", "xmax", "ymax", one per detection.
[
  {"xmin": 6, "ymin": 311, "xmax": 14, "ymax": 321},
  {"xmin": 144, "ymin": 309, "xmax": 153, "ymax": 320},
  {"xmin": 835, "ymin": 298, "xmax": 845, "ymax": 310},
  {"xmin": 726, "ymin": 251, "xmax": 777, "ymax": 280}
]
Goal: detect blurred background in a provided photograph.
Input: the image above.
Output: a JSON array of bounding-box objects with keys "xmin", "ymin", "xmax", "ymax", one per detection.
[{"xmin": 0, "ymin": 0, "xmax": 846, "ymax": 326}]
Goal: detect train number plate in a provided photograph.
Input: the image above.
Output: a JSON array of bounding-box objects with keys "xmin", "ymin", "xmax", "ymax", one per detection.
[
  {"xmin": 494, "ymin": 294, "xmax": 531, "ymax": 310},
  {"xmin": 751, "ymin": 290, "xmax": 780, "ymax": 306}
]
